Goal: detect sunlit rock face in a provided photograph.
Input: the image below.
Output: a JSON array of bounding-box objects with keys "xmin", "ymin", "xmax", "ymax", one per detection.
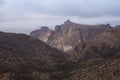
[
  {"xmin": 30, "ymin": 26, "xmax": 53, "ymax": 43},
  {"xmin": 30, "ymin": 20, "xmax": 112, "ymax": 53}
]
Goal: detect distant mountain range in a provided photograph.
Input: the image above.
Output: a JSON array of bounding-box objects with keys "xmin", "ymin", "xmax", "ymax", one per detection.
[{"xmin": 0, "ymin": 20, "xmax": 120, "ymax": 80}]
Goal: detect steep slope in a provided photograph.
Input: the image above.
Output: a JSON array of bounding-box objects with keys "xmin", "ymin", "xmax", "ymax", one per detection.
[
  {"xmin": 30, "ymin": 20, "xmax": 112, "ymax": 53},
  {"xmin": 66, "ymin": 26, "xmax": 120, "ymax": 80},
  {"xmin": 78, "ymin": 27, "xmax": 120, "ymax": 60},
  {"xmin": 68, "ymin": 60, "xmax": 120, "ymax": 80},
  {"xmin": 0, "ymin": 25, "xmax": 120, "ymax": 80},
  {"xmin": 0, "ymin": 32, "xmax": 67, "ymax": 80}
]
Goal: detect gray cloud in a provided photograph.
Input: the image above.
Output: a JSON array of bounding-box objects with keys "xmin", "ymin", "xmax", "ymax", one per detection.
[
  {"xmin": 0, "ymin": 0, "xmax": 120, "ymax": 33},
  {"xmin": 0, "ymin": 0, "xmax": 4, "ymax": 7},
  {"xmin": 22, "ymin": 0, "xmax": 120, "ymax": 17},
  {"xmin": 1, "ymin": 0, "xmax": 120, "ymax": 17},
  {"xmin": 0, "ymin": 0, "xmax": 3, "ymax": 3}
]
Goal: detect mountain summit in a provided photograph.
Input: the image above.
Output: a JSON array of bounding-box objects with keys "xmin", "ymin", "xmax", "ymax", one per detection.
[
  {"xmin": 0, "ymin": 23, "xmax": 120, "ymax": 80},
  {"xmin": 30, "ymin": 20, "xmax": 112, "ymax": 53}
]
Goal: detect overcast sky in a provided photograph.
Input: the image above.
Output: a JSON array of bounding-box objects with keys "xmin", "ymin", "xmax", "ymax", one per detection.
[{"xmin": 0, "ymin": 0, "xmax": 120, "ymax": 34}]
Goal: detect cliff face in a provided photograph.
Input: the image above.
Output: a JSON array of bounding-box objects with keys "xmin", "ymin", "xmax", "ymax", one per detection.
[
  {"xmin": 0, "ymin": 25, "xmax": 120, "ymax": 80},
  {"xmin": 30, "ymin": 20, "xmax": 112, "ymax": 52},
  {"xmin": 67, "ymin": 26, "xmax": 120, "ymax": 80},
  {"xmin": 30, "ymin": 26, "xmax": 53, "ymax": 43}
]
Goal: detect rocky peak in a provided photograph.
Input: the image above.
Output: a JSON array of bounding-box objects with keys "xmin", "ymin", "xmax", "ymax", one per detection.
[
  {"xmin": 54, "ymin": 20, "xmax": 74, "ymax": 32},
  {"xmin": 30, "ymin": 26, "xmax": 53, "ymax": 43},
  {"xmin": 64, "ymin": 19, "xmax": 72, "ymax": 24},
  {"xmin": 40, "ymin": 26, "xmax": 50, "ymax": 32},
  {"xmin": 30, "ymin": 21, "xmax": 113, "ymax": 53},
  {"xmin": 63, "ymin": 20, "xmax": 76, "ymax": 27}
]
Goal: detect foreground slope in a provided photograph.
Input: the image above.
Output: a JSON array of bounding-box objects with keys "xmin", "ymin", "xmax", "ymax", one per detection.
[{"xmin": 0, "ymin": 32, "xmax": 67, "ymax": 80}]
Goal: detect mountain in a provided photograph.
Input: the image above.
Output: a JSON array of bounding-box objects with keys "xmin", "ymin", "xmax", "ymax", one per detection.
[
  {"xmin": 76, "ymin": 26, "xmax": 120, "ymax": 61},
  {"xmin": 30, "ymin": 21, "xmax": 120, "ymax": 80},
  {"xmin": 0, "ymin": 22, "xmax": 120, "ymax": 80},
  {"xmin": 67, "ymin": 26, "xmax": 120, "ymax": 80},
  {"xmin": 30, "ymin": 20, "xmax": 112, "ymax": 54},
  {"xmin": 0, "ymin": 32, "xmax": 67, "ymax": 80}
]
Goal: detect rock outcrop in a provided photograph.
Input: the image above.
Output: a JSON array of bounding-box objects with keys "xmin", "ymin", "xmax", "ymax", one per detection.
[
  {"xmin": 0, "ymin": 24, "xmax": 120, "ymax": 80},
  {"xmin": 67, "ymin": 25, "xmax": 120, "ymax": 80},
  {"xmin": 30, "ymin": 20, "xmax": 112, "ymax": 53}
]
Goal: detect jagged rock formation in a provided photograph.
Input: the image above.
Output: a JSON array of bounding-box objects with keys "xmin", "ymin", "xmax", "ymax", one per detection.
[
  {"xmin": 66, "ymin": 26, "xmax": 120, "ymax": 80},
  {"xmin": 29, "ymin": 21, "xmax": 120, "ymax": 80},
  {"xmin": 0, "ymin": 25, "xmax": 120, "ymax": 80},
  {"xmin": 30, "ymin": 20, "xmax": 112, "ymax": 53},
  {"xmin": 76, "ymin": 26, "xmax": 120, "ymax": 61}
]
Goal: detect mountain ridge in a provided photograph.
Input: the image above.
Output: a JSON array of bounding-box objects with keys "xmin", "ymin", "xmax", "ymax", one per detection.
[
  {"xmin": 30, "ymin": 20, "xmax": 112, "ymax": 54},
  {"xmin": 0, "ymin": 25, "xmax": 120, "ymax": 80}
]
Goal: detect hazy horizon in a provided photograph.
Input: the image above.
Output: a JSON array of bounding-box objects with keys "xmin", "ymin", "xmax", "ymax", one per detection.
[{"xmin": 0, "ymin": 0, "xmax": 120, "ymax": 34}]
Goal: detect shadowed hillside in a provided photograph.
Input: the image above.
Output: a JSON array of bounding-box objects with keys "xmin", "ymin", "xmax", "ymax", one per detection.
[
  {"xmin": 0, "ymin": 32, "xmax": 67, "ymax": 80},
  {"xmin": 0, "ymin": 25, "xmax": 120, "ymax": 80}
]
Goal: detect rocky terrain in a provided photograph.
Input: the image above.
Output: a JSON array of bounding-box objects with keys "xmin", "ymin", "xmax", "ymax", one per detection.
[
  {"xmin": 30, "ymin": 20, "xmax": 112, "ymax": 54},
  {"xmin": 30, "ymin": 20, "xmax": 113, "ymax": 60},
  {"xmin": 0, "ymin": 32, "xmax": 67, "ymax": 80},
  {"xmin": 0, "ymin": 22, "xmax": 120, "ymax": 80},
  {"xmin": 67, "ymin": 26, "xmax": 120, "ymax": 80}
]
